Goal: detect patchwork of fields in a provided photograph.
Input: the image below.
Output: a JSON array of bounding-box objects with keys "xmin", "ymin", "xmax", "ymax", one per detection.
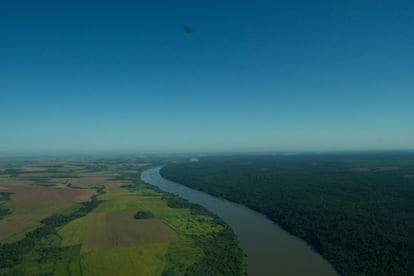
[{"xmin": 0, "ymin": 158, "xmax": 246, "ymax": 275}]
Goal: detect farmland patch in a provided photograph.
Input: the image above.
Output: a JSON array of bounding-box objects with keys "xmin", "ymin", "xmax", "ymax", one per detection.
[
  {"xmin": 4, "ymin": 186, "xmax": 95, "ymax": 206},
  {"xmin": 81, "ymin": 242, "xmax": 169, "ymax": 276},
  {"xmin": 59, "ymin": 211, "xmax": 177, "ymax": 251}
]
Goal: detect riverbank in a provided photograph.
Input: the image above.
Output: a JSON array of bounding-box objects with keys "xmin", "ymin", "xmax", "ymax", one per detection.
[
  {"xmin": 160, "ymin": 154, "xmax": 414, "ymax": 275},
  {"xmin": 142, "ymin": 166, "xmax": 337, "ymax": 276}
]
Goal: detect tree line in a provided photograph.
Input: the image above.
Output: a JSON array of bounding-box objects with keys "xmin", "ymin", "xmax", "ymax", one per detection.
[{"xmin": 161, "ymin": 153, "xmax": 414, "ymax": 275}]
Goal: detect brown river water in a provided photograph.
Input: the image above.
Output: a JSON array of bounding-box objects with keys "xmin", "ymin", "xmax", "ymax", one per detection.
[{"xmin": 141, "ymin": 166, "xmax": 338, "ymax": 276}]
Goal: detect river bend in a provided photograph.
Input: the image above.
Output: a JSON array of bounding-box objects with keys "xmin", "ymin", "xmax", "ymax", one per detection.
[{"xmin": 141, "ymin": 166, "xmax": 338, "ymax": 276}]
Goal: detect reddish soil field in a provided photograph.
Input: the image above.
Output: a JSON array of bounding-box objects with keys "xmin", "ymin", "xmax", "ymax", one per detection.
[
  {"xmin": 0, "ymin": 180, "xmax": 33, "ymax": 187},
  {"xmin": 106, "ymin": 211, "xmax": 177, "ymax": 247},
  {"xmin": 0, "ymin": 204, "xmax": 72, "ymax": 240},
  {"xmin": 4, "ymin": 186, "xmax": 95, "ymax": 206}
]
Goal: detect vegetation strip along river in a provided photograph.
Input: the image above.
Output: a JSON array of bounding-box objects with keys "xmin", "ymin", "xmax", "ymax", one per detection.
[{"xmin": 141, "ymin": 166, "xmax": 338, "ymax": 276}]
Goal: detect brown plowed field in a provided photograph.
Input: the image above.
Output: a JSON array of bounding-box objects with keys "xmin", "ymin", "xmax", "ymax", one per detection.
[
  {"xmin": 0, "ymin": 180, "xmax": 33, "ymax": 187},
  {"xmin": 106, "ymin": 211, "xmax": 177, "ymax": 247},
  {"xmin": 0, "ymin": 204, "xmax": 72, "ymax": 240},
  {"xmin": 0, "ymin": 181, "xmax": 96, "ymax": 241},
  {"xmin": 4, "ymin": 186, "xmax": 95, "ymax": 206}
]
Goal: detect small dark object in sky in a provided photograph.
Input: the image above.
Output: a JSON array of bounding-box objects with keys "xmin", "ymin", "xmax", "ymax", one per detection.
[{"xmin": 184, "ymin": 26, "xmax": 192, "ymax": 34}]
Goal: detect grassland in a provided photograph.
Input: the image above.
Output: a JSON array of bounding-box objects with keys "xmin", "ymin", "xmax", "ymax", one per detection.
[
  {"xmin": 0, "ymin": 158, "xmax": 246, "ymax": 275},
  {"xmin": 81, "ymin": 243, "xmax": 169, "ymax": 276}
]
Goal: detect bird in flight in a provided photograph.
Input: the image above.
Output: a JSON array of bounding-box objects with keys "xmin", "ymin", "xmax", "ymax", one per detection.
[{"xmin": 184, "ymin": 25, "xmax": 193, "ymax": 34}]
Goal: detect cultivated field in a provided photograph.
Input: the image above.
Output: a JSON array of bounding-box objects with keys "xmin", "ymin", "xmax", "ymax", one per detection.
[
  {"xmin": 0, "ymin": 158, "xmax": 246, "ymax": 275},
  {"xmin": 0, "ymin": 176, "xmax": 95, "ymax": 241}
]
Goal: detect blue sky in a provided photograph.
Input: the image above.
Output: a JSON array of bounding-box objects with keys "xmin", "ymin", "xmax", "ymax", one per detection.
[{"xmin": 1, "ymin": 0, "xmax": 413, "ymax": 155}]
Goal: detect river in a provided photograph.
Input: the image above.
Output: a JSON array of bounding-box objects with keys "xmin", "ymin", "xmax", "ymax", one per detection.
[{"xmin": 141, "ymin": 166, "xmax": 338, "ymax": 276}]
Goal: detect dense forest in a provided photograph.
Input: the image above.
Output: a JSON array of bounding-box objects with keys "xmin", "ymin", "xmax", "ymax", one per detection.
[
  {"xmin": 161, "ymin": 153, "xmax": 414, "ymax": 275},
  {"xmin": 0, "ymin": 192, "xmax": 12, "ymax": 220}
]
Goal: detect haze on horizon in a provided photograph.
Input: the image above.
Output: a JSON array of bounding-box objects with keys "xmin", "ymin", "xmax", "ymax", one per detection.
[{"xmin": 1, "ymin": 1, "xmax": 413, "ymax": 155}]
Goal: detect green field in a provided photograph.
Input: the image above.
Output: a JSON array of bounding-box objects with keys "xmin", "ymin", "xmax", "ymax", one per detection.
[
  {"xmin": 81, "ymin": 243, "xmax": 169, "ymax": 276},
  {"xmin": 0, "ymin": 158, "xmax": 246, "ymax": 275}
]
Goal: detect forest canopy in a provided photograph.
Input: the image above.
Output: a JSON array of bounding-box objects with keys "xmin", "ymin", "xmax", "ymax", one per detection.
[{"xmin": 161, "ymin": 153, "xmax": 414, "ymax": 275}]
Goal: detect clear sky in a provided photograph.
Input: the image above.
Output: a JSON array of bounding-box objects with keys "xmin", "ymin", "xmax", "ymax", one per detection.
[{"xmin": 1, "ymin": 0, "xmax": 413, "ymax": 155}]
